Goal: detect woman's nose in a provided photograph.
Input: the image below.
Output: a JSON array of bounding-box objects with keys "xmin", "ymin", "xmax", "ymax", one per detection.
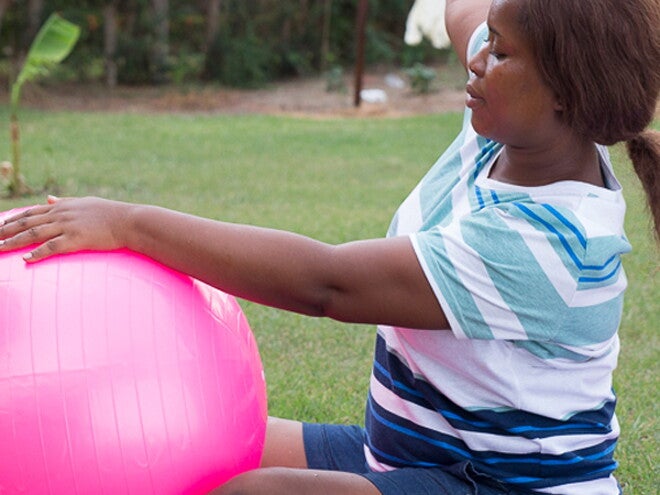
[{"xmin": 468, "ymin": 45, "xmax": 487, "ymax": 77}]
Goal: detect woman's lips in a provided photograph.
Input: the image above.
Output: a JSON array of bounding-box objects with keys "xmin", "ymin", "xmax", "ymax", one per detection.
[{"xmin": 465, "ymin": 83, "xmax": 484, "ymax": 109}]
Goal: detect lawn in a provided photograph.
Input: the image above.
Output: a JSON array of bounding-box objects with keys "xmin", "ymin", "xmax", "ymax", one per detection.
[{"xmin": 0, "ymin": 107, "xmax": 657, "ymax": 492}]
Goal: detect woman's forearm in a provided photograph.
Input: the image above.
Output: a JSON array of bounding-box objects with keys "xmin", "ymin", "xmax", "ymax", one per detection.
[
  {"xmin": 124, "ymin": 204, "xmax": 336, "ymax": 316},
  {"xmin": 445, "ymin": 0, "xmax": 490, "ymax": 67}
]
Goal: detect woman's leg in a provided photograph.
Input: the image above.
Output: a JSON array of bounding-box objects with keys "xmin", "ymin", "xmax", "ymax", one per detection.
[
  {"xmin": 211, "ymin": 467, "xmax": 381, "ymax": 495},
  {"xmin": 259, "ymin": 417, "xmax": 308, "ymax": 468},
  {"xmin": 211, "ymin": 418, "xmax": 519, "ymax": 495},
  {"xmin": 210, "ymin": 417, "xmax": 380, "ymax": 494}
]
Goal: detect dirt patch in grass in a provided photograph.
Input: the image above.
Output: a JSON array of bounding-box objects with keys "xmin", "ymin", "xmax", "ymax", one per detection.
[{"xmin": 14, "ymin": 65, "xmax": 468, "ymax": 118}]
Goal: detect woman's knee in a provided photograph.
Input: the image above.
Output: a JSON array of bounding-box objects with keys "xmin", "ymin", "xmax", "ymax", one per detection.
[
  {"xmin": 209, "ymin": 467, "xmax": 288, "ymax": 495},
  {"xmin": 261, "ymin": 417, "xmax": 307, "ymax": 468}
]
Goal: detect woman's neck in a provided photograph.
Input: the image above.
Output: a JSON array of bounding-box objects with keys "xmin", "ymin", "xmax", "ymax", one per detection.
[{"xmin": 490, "ymin": 138, "xmax": 603, "ymax": 187}]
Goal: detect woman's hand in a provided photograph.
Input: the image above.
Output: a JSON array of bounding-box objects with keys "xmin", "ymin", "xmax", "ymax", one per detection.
[{"xmin": 0, "ymin": 196, "xmax": 131, "ymax": 262}]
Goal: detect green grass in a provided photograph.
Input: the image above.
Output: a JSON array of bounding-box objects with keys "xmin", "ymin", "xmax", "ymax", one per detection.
[
  {"xmin": 608, "ymin": 141, "xmax": 659, "ymax": 494},
  {"xmin": 0, "ymin": 108, "xmax": 657, "ymax": 492}
]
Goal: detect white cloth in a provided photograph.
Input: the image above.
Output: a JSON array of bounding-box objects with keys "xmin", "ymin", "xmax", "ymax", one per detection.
[{"xmin": 405, "ymin": 0, "xmax": 451, "ymax": 49}]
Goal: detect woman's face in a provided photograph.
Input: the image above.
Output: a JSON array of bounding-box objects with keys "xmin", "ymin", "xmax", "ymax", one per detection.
[{"xmin": 466, "ymin": 0, "xmax": 563, "ymax": 147}]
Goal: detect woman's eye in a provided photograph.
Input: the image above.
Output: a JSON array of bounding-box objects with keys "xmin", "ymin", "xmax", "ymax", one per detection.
[
  {"xmin": 488, "ymin": 42, "xmax": 506, "ymax": 60},
  {"xmin": 484, "ymin": 36, "xmax": 506, "ymax": 60},
  {"xmin": 489, "ymin": 50, "xmax": 506, "ymax": 60}
]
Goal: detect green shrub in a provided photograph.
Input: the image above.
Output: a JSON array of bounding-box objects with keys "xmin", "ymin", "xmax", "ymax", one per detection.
[
  {"xmin": 170, "ymin": 51, "xmax": 205, "ymax": 85},
  {"xmin": 116, "ymin": 36, "xmax": 152, "ymax": 85},
  {"xmin": 325, "ymin": 65, "xmax": 347, "ymax": 93},
  {"xmin": 205, "ymin": 30, "xmax": 275, "ymax": 88},
  {"xmin": 404, "ymin": 63, "xmax": 437, "ymax": 94}
]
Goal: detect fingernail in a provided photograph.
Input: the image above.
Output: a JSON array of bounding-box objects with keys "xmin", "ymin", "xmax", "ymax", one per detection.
[{"xmin": 23, "ymin": 252, "xmax": 32, "ymax": 260}]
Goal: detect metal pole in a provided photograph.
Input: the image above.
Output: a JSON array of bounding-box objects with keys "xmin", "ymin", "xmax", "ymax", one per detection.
[{"xmin": 353, "ymin": 0, "xmax": 369, "ymax": 107}]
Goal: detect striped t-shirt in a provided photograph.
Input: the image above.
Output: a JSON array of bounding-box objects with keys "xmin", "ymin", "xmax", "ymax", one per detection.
[{"xmin": 363, "ymin": 24, "xmax": 630, "ymax": 495}]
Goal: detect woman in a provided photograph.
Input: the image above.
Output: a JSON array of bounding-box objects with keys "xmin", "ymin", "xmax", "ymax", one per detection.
[{"xmin": 1, "ymin": 0, "xmax": 658, "ymax": 493}]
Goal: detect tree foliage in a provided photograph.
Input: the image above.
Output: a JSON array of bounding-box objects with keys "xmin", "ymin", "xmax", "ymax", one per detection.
[{"xmin": 0, "ymin": 0, "xmax": 443, "ymax": 88}]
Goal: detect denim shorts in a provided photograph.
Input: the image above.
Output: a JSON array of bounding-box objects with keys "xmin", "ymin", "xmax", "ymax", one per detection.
[{"xmin": 303, "ymin": 423, "xmax": 527, "ymax": 495}]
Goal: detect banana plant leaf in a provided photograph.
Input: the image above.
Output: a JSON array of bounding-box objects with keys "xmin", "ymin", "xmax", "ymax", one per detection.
[
  {"xmin": 7, "ymin": 13, "xmax": 80, "ymax": 196},
  {"xmin": 10, "ymin": 13, "xmax": 81, "ymax": 112}
]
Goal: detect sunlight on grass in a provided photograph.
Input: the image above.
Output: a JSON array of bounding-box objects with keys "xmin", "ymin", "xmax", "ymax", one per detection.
[{"xmin": 0, "ymin": 108, "xmax": 656, "ymax": 492}]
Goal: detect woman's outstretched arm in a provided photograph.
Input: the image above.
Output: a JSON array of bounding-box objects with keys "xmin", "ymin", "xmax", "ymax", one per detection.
[{"xmin": 0, "ymin": 197, "xmax": 448, "ymax": 330}]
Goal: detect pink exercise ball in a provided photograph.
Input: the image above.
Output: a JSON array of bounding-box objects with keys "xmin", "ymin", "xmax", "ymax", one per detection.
[{"xmin": 0, "ymin": 208, "xmax": 267, "ymax": 494}]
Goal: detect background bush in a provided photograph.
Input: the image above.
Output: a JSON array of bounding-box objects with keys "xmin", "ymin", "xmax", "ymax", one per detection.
[{"xmin": 0, "ymin": 0, "xmax": 449, "ymax": 89}]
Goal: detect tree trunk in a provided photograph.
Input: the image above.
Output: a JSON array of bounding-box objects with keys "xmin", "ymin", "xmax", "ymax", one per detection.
[
  {"xmin": 103, "ymin": 2, "xmax": 119, "ymax": 87},
  {"xmin": 320, "ymin": 0, "xmax": 332, "ymax": 71},
  {"xmin": 0, "ymin": 0, "xmax": 12, "ymax": 38},
  {"xmin": 353, "ymin": 0, "xmax": 368, "ymax": 107},
  {"xmin": 205, "ymin": 0, "xmax": 221, "ymax": 54},
  {"xmin": 23, "ymin": 0, "xmax": 43, "ymax": 50},
  {"xmin": 151, "ymin": 0, "xmax": 169, "ymax": 83},
  {"xmin": 9, "ymin": 114, "xmax": 32, "ymax": 197}
]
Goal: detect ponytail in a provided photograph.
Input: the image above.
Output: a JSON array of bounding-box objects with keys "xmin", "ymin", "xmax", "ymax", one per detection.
[{"xmin": 626, "ymin": 129, "xmax": 660, "ymax": 242}]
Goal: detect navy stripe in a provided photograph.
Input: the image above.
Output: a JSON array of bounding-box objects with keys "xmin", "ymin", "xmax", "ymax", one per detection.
[
  {"xmin": 372, "ymin": 359, "xmax": 424, "ymax": 399},
  {"xmin": 366, "ymin": 394, "xmax": 480, "ymax": 466},
  {"xmin": 366, "ymin": 395, "xmax": 618, "ymax": 489},
  {"xmin": 373, "ymin": 335, "xmax": 615, "ymax": 439},
  {"xmin": 364, "ymin": 434, "xmax": 439, "ymax": 468}
]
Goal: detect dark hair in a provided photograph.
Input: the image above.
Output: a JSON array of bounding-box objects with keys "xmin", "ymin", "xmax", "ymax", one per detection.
[
  {"xmin": 627, "ymin": 131, "xmax": 660, "ymax": 241},
  {"xmin": 517, "ymin": 0, "xmax": 660, "ymax": 240}
]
